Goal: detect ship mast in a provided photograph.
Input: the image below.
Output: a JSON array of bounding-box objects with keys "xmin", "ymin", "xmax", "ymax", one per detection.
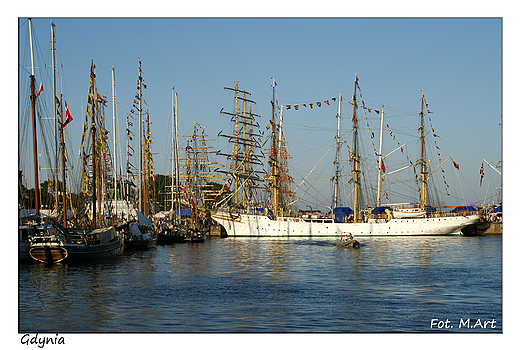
[
  {"xmin": 419, "ymin": 90, "xmax": 428, "ymax": 209},
  {"xmin": 51, "ymin": 22, "xmax": 68, "ymax": 228},
  {"xmin": 138, "ymin": 61, "xmax": 143, "ymax": 213},
  {"xmin": 90, "ymin": 61, "xmax": 97, "ymax": 229},
  {"xmin": 28, "ymin": 18, "xmax": 40, "ymax": 215},
  {"xmin": 111, "ymin": 67, "xmax": 118, "ymax": 220},
  {"xmin": 376, "ymin": 106, "xmax": 385, "ymax": 208},
  {"xmin": 332, "ymin": 93, "xmax": 342, "ymax": 210},
  {"xmin": 50, "ymin": 22, "xmax": 59, "ymax": 208},
  {"xmin": 270, "ymin": 78, "xmax": 279, "ymax": 217},
  {"xmin": 352, "ymin": 73, "xmax": 361, "ymax": 222}
]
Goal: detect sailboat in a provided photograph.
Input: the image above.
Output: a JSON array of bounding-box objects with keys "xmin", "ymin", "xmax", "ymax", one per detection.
[
  {"xmin": 157, "ymin": 87, "xmax": 187, "ymax": 244},
  {"xmin": 122, "ymin": 61, "xmax": 157, "ymax": 250},
  {"xmin": 27, "ymin": 59, "xmax": 124, "ymax": 263},
  {"xmin": 211, "ymin": 75, "xmax": 480, "ymax": 237}
]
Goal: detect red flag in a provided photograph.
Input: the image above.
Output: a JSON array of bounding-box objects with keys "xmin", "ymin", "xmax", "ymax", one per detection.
[
  {"xmin": 452, "ymin": 160, "xmax": 459, "ymax": 170},
  {"xmin": 381, "ymin": 160, "xmax": 386, "ymax": 173},
  {"xmin": 480, "ymin": 162, "xmax": 485, "ymax": 186},
  {"xmin": 96, "ymin": 92, "xmax": 107, "ymax": 107},
  {"xmin": 62, "ymin": 100, "xmax": 73, "ymax": 127},
  {"xmin": 36, "ymin": 82, "xmax": 43, "ymax": 97},
  {"xmin": 433, "ymin": 134, "xmax": 441, "ymax": 139}
]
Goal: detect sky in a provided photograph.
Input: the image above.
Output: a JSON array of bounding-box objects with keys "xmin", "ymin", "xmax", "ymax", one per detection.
[{"xmin": 16, "ymin": 15, "xmax": 503, "ymax": 211}]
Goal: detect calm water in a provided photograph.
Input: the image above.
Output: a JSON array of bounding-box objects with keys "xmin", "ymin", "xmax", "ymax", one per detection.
[{"xmin": 19, "ymin": 236, "xmax": 502, "ymax": 333}]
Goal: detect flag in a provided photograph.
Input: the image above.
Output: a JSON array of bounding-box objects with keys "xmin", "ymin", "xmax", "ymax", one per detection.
[
  {"xmin": 317, "ymin": 102, "xmax": 321, "ymax": 107},
  {"xmin": 325, "ymin": 100, "xmax": 330, "ymax": 105},
  {"xmin": 433, "ymin": 134, "xmax": 441, "ymax": 139},
  {"xmin": 381, "ymin": 160, "xmax": 386, "ymax": 173},
  {"xmin": 480, "ymin": 162, "xmax": 485, "ymax": 186},
  {"xmin": 452, "ymin": 160, "xmax": 459, "ymax": 170},
  {"xmin": 62, "ymin": 100, "xmax": 73, "ymax": 127},
  {"xmin": 286, "ymin": 105, "xmax": 291, "ymax": 110},
  {"xmin": 37, "ymin": 82, "xmax": 43, "ymax": 97},
  {"xmin": 427, "ymin": 110, "xmax": 433, "ymax": 113},
  {"xmin": 309, "ymin": 103, "xmax": 314, "ymax": 109},
  {"xmin": 96, "ymin": 92, "xmax": 107, "ymax": 107},
  {"xmin": 294, "ymin": 105, "xmax": 299, "ymax": 110}
]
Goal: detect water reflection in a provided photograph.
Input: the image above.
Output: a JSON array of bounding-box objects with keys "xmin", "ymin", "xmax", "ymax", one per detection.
[{"xmin": 19, "ymin": 236, "xmax": 502, "ymax": 332}]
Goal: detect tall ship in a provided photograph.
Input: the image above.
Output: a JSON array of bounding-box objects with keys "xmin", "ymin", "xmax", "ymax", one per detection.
[{"xmin": 211, "ymin": 76, "xmax": 480, "ymax": 237}]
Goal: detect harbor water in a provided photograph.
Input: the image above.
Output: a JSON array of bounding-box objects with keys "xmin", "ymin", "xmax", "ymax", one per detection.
[{"xmin": 18, "ymin": 236, "xmax": 502, "ymax": 333}]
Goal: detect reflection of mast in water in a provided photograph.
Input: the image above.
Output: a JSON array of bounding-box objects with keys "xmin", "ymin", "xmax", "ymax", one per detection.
[{"xmin": 217, "ymin": 82, "xmax": 266, "ymax": 209}]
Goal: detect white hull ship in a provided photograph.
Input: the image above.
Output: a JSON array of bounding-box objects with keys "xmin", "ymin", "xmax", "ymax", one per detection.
[
  {"xmin": 211, "ymin": 76, "xmax": 480, "ymax": 237},
  {"xmin": 212, "ymin": 211, "xmax": 480, "ymax": 237}
]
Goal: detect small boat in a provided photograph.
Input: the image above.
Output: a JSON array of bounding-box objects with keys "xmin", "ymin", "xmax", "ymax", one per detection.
[
  {"xmin": 157, "ymin": 224, "xmax": 186, "ymax": 244},
  {"xmin": 185, "ymin": 228, "xmax": 205, "ymax": 243},
  {"xmin": 123, "ymin": 222, "xmax": 157, "ymax": 251},
  {"xmin": 29, "ymin": 235, "xmax": 68, "ymax": 264},
  {"xmin": 337, "ymin": 234, "xmax": 360, "ymax": 248}
]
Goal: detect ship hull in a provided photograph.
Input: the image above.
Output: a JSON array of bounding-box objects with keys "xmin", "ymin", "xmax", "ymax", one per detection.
[{"xmin": 212, "ymin": 212, "xmax": 480, "ymax": 237}]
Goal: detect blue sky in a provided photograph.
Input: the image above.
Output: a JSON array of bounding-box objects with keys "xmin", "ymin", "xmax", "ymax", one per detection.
[{"xmin": 17, "ymin": 17, "xmax": 502, "ymax": 210}]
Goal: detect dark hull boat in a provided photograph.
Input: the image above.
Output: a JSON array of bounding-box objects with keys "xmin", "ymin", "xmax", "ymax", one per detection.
[
  {"xmin": 123, "ymin": 222, "xmax": 157, "ymax": 251},
  {"xmin": 27, "ymin": 218, "xmax": 124, "ymax": 263},
  {"xmin": 337, "ymin": 239, "xmax": 360, "ymax": 248}
]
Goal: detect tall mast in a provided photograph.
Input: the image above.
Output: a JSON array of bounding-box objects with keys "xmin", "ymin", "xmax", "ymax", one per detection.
[
  {"xmin": 333, "ymin": 93, "xmax": 342, "ymax": 210},
  {"xmin": 112, "ymin": 67, "xmax": 117, "ymax": 219},
  {"xmin": 352, "ymin": 73, "xmax": 361, "ymax": 222},
  {"xmin": 419, "ymin": 90, "xmax": 427, "ymax": 209},
  {"xmin": 376, "ymin": 106, "xmax": 385, "ymax": 207},
  {"xmin": 138, "ymin": 61, "xmax": 143, "ymax": 213},
  {"xmin": 174, "ymin": 87, "xmax": 176, "ymax": 216},
  {"xmin": 90, "ymin": 61, "xmax": 97, "ymax": 229},
  {"xmin": 51, "ymin": 22, "xmax": 68, "ymax": 228},
  {"xmin": 50, "ymin": 22, "xmax": 59, "ymax": 208},
  {"xmin": 270, "ymin": 78, "xmax": 278, "ymax": 217},
  {"xmin": 174, "ymin": 90, "xmax": 181, "ymax": 222},
  {"xmin": 28, "ymin": 18, "xmax": 40, "ymax": 215}
]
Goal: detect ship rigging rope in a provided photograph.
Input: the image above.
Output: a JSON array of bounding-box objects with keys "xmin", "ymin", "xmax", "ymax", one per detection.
[{"xmin": 288, "ymin": 147, "xmax": 331, "ymax": 206}]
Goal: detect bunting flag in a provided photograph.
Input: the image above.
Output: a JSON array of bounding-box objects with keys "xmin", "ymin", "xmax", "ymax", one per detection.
[
  {"xmin": 480, "ymin": 162, "xmax": 485, "ymax": 186},
  {"xmin": 433, "ymin": 134, "xmax": 441, "ymax": 139},
  {"xmin": 381, "ymin": 160, "xmax": 386, "ymax": 173},
  {"xmin": 37, "ymin": 82, "xmax": 43, "ymax": 97},
  {"xmin": 452, "ymin": 160, "xmax": 460, "ymax": 170},
  {"xmin": 62, "ymin": 100, "xmax": 73, "ymax": 128}
]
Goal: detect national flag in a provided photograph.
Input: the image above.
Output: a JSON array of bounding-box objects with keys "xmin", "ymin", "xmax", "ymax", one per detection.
[
  {"xmin": 309, "ymin": 103, "xmax": 314, "ymax": 109},
  {"xmin": 325, "ymin": 100, "xmax": 330, "ymax": 105},
  {"xmin": 480, "ymin": 162, "xmax": 485, "ymax": 186},
  {"xmin": 37, "ymin": 82, "xmax": 43, "ymax": 97},
  {"xmin": 452, "ymin": 160, "xmax": 459, "ymax": 170},
  {"xmin": 62, "ymin": 100, "xmax": 73, "ymax": 127},
  {"xmin": 294, "ymin": 105, "xmax": 299, "ymax": 110},
  {"xmin": 286, "ymin": 105, "xmax": 291, "ymax": 110}
]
